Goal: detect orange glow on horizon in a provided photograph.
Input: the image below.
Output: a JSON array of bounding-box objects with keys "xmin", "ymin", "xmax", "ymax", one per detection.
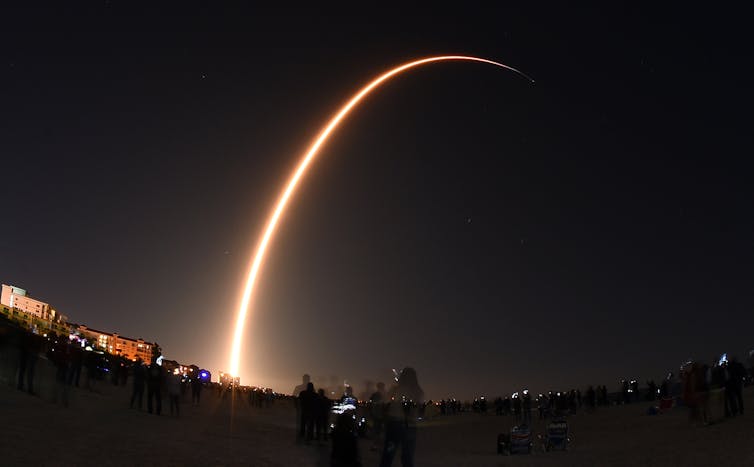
[{"xmin": 229, "ymin": 55, "xmax": 532, "ymax": 379}]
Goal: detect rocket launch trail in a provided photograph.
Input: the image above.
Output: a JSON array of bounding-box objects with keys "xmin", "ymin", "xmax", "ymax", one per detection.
[{"xmin": 229, "ymin": 55, "xmax": 532, "ymax": 378}]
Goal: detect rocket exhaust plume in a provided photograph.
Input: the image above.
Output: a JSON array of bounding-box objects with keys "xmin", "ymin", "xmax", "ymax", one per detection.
[{"xmin": 229, "ymin": 56, "xmax": 532, "ymax": 378}]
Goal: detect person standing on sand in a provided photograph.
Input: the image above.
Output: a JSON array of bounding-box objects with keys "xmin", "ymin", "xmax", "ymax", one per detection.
[
  {"xmin": 512, "ymin": 393, "xmax": 522, "ymax": 423},
  {"xmin": 191, "ymin": 372, "xmax": 202, "ymax": 406},
  {"xmin": 293, "ymin": 374, "xmax": 311, "ymax": 440},
  {"xmin": 167, "ymin": 368, "xmax": 181, "ymax": 416},
  {"xmin": 522, "ymin": 390, "xmax": 532, "ymax": 424},
  {"xmin": 17, "ymin": 330, "xmax": 40, "ymax": 394},
  {"xmin": 586, "ymin": 386, "xmax": 596, "ymax": 411},
  {"xmin": 147, "ymin": 358, "xmax": 163, "ymax": 415},
  {"xmin": 315, "ymin": 388, "xmax": 331, "ymax": 441},
  {"xmin": 293, "ymin": 373, "xmax": 311, "ymax": 397},
  {"xmin": 51, "ymin": 339, "xmax": 71, "ymax": 406},
  {"xmin": 369, "ymin": 382, "xmax": 387, "ymax": 450},
  {"xmin": 130, "ymin": 358, "xmax": 145, "ymax": 409},
  {"xmin": 299, "ymin": 382, "xmax": 317, "ymax": 442},
  {"xmin": 379, "ymin": 367, "xmax": 424, "ymax": 467},
  {"xmin": 683, "ymin": 362, "xmax": 708, "ymax": 425},
  {"xmin": 728, "ymin": 357, "xmax": 746, "ymax": 415}
]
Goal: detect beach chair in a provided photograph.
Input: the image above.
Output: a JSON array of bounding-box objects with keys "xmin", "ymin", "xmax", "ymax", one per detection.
[
  {"xmin": 497, "ymin": 424, "xmax": 532, "ymax": 455},
  {"xmin": 542, "ymin": 417, "xmax": 569, "ymax": 451}
]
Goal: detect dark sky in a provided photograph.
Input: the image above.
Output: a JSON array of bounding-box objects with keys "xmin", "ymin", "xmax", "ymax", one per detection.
[{"xmin": 2, "ymin": 4, "xmax": 753, "ymax": 399}]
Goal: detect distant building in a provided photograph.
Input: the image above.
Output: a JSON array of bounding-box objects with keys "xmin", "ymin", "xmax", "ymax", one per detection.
[
  {"xmin": 1, "ymin": 282, "xmax": 172, "ymax": 368},
  {"xmin": 1, "ymin": 283, "xmax": 69, "ymax": 335},
  {"xmin": 74, "ymin": 324, "xmax": 156, "ymax": 362},
  {"xmin": 1, "ymin": 283, "xmax": 68, "ymax": 323}
]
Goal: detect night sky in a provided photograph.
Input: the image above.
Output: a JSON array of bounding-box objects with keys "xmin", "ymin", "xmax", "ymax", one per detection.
[{"xmin": 2, "ymin": 4, "xmax": 753, "ymax": 399}]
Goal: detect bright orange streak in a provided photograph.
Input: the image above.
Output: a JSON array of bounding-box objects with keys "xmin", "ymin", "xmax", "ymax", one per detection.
[{"xmin": 229, "ymin": 55, "xmax": 532, "ymax": 378}]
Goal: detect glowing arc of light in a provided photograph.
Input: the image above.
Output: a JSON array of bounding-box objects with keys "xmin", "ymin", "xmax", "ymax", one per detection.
[{"xmin": 229, "ymin": 55, "xmax": 533, "ymax": 378}]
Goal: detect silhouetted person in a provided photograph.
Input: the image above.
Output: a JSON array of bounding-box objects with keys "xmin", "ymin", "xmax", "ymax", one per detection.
[
  {"xmin": 586, "ymin": 386, "xmax": 596, "ymax": 410},
  {"xmin": 538, "ymin": 394, "xmax": 548, "ymax": 418},
  {"xmin": 683, "ymin": 362, "xmax": 707, "ymax": 425},
  {"xmin": 191, "ymin": 373, "xmax": 202, "ymax": 406},
  {"xmin": 369, "ymin": 382, "xmax": 387, "ymax": 450},
  {"xmin": 553, "ymin": 392, "xmax": 561, "ymax": 414},
  {"xmin": 493, "ymin": 396, "xmax": 503, "ymax": 416},
  {"xmin": 83, "ymin": 350, "xmax": 99, "ymax": 391},
  {"xmin": 697, "ymin": 363, "xmax": 710, "ymax": 424},
  {"xmin": 299, "ymin": 382, "xmax": 317, "ymax": 442},
  {"xmin": 294, "ymin": 374, "xmax": 311, "ymax": 439},
  {"xmin": 67, "ymin": 345, "xmax": 83, "ymax": 387},
  {"xmin": 51, "ymin": 340, "xmax": 71, "ymax": 406},
  {"xmin": 17, "ymin": 331, "xmax": 40, "ymax": 394},
  {"xmin": 568, "ymin": 389, "xmax": 577, "ymax": 413},
  {"xmin": 118, "ymin": 356, "xmax": 129, "ymax": 386},
  {"xmin": 130, "ymin": 359, "xmax": 146, "ymax": 409},
  {"xmin": 331, "ymin": 411, "xmax": 361, "ymax": 467},
  {"xmin": 147, "ymin": 359, "xmax": 163, "ymax": 415},
  {"xmin": 339, "ymin": 385, "xmax": 357, "ymax": 410},
  {"xmin": 646, "ymin": 380, "xmax": 657, "ymax": 401},
  {"xmin": 714, "ymin": 360, "xmax": 733, "ymax": 418},
  {"xmin": 512, "ymin": 394, "xmax": 522, "ymax": 423},
  {"xmin": 522, "ymin": 391, "xmax": 532, "ymax": 424},
  {"xmin": 379, "ymin": 367, "xmax": 424, "ymax": 467},
  {"xmin": 167, "ymin": 368, "xmax": 181, "ymax": 416},
  {"xmin": 630, "ymin": 380, "xmax": 639, "ymax": 402},
  {"xmin": 316, "ymin": 388, "xmax": 331, "ymax": 441},
  {"xmin": 728, "ymin": 357, "xmax": 746, "ymax": 415},
  {"xmin": 293, "ymin": 373, "xmax": 311, "ymax": 397},
  {"xmin": 660, "ymin": 378, "xmax": 669, "ymax": 398},
  {"xmin": 15, "ymin": 330, "xmax": 28, "ymax": 392}
]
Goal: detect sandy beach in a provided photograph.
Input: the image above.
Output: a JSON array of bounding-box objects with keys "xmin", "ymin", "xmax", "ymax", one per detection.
[{"xmin": 2, "ymin": 357, "xmax": 754, "ymax": 466}]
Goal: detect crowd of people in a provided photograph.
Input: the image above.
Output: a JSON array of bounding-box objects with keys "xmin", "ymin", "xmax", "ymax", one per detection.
[
  {"xmin": 680, "ymin": 354, "xmax": 747, "ymax": 425},
  {"xmin": 1, "ymin": 320, "xmax": 135, "ymax": 406},
  {"xmin": 127, "ymin": 358, "xmax": 202, "ymax": 416},
  {"xmin": 294, "ymin": 375, "xmax": 333, "ymax": 443},
  {"xmin": 0, "ymin": 314, "xmax": 212, "ymax": 416},
  {"xmin": 3, "ymin": 312, "xmax": 753, "ymax": 466},
  {"xmin": 293, "ymin": 368, "xmax": 425, "ymax": 467},
  {"xmin": 296, "ymin": 355, "xmax": 750, "ymax": 466}
]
